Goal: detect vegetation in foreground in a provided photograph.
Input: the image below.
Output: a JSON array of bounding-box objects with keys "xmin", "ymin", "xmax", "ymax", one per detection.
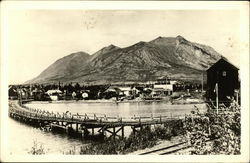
[
  {"xmin": 184, "ymin": 101, "xmax": 241, "ymax": 155},
  {"xmin": 66, "ymin": 120, "xmax": 184, "ymax": 155},
  {"xmin": 28, "ymin": 139, "xmax": 45, "ymax": 155}
]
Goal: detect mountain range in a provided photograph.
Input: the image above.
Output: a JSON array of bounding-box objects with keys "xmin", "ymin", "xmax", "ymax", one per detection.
[{"xmin": 26, "ymin": 35, "xmax": 222, "ymax": 84}]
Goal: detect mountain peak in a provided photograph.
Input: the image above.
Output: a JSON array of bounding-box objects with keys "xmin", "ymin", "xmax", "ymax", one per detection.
[
  {"xmin": 27, "ymin": 36, "xmax": 222, "ymax": 84},
  {"xmin": 61, "ymin": 51, "xmax": 90, "ymax": 60},
  {"xmin": 90, "ymin": 44, "xmax": 120, "ymax": 61},
  {"xmin": 69, "ymin": 51, "xmax": 89, "ymax": 56},
  {"xmin": 176, "ymin": 35, "xmax": 184, "ymax": 39},
  {"xmin": 134, "ymin": 41, "xmax": 148, "ymax": 46},
  {"xmin": 105, "ymin": 44, "xmax": 120, "ymax": 50},
  {"xmin": 150, "ymin": 36, "xmax": 176, "ymax": 46},
  {"xmin": 176, "ymin": 35, "xmax": 188, "ymax": 42}
]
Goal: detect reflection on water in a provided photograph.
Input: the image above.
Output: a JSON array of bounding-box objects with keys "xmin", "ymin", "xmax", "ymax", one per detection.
[
  {"xmin": 8, "ymin": 117, "xmax": 85, "ymax": 155},
  {"xmin": 8, "ymin": 101, "xmax": 207, "ymax": 154}
]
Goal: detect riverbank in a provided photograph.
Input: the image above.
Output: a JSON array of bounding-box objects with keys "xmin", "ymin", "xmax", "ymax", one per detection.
[
  {"xmin": 28, "ymin": 99, "xmax": 168, "ymax": 104},
  {"xmin": 27, "ymin": 98, "xmax": 205, "ymax": 105}
]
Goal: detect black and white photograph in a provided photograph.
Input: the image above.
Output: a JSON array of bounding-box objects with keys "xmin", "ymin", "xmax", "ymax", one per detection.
[{"xmin": 0, "ymin": 1, "xmax": 249, "ymax": 162}]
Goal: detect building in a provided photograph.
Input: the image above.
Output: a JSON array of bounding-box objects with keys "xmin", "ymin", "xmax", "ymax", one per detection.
[
  {"xmin": 117, "ymin": 87, "xmax": 131, "ymax": 96},
  {"xmin": 153, "ymin": 77, "xmax": 173, "ymax": 95},
  {"xmin": 8, "ymin": 86, "xmax": 18, "ymax": 100},
  {"xmin": 46, "ymin": 89, "xmax": 63, "ymax": 101},
  {"xmin": 206, "ymin": 57, "xmax": 239, "ymax": 102}
]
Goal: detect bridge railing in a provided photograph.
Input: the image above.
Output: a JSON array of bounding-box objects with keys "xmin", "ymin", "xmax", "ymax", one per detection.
[{"xmin": 9, "ymin": 101, "xmax": 183, "ymax": 124}]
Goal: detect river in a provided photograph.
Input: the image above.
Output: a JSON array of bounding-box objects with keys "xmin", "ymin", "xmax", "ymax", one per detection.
[{"xmin": 7, "ymin": 101, "xmax": 207, "ymax": 155}]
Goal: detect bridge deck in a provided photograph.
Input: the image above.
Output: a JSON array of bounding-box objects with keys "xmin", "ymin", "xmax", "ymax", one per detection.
[{"xmin": 9, "ymin": 100, "xmax": 183, "ymax": 128}]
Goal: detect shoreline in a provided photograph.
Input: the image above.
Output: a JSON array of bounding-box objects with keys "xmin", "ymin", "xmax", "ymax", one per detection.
[{"xmin": 26, "ymin": 99, "xmax": 205, "ymax": 105}]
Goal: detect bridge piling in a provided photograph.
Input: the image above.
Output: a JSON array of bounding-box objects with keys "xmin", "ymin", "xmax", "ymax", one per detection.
[
  {"xmin": 121, "ymin": 126, "xmax": 124, "ymax": 138},
  {"xmin": 76, "ymin": 123, "xmax": 79, "ymax": 132}
]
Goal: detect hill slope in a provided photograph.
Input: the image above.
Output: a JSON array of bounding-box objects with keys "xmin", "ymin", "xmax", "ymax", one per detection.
[{"xmin": 27, "ymin": 36, "xmax": 221, "ymax": 84}]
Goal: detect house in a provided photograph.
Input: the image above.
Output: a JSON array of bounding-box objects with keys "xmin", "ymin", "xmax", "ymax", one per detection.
[
  {"xmin": 153, "ymin": 78, "xmax": 174, "ymax": 95},
  {"xmin": 151, "ymin": 88, "xmax": 165, "ymax": 96},
  {"xmin": 32, "ymin": 89, "xmax": 44, "ymax": 101},
  {"xmin": 131, "ymin": 87, "xmax": 140, "ymax": 96},
  {"xmin": 206, "ymin": 57, "xmax": 239, "ymax": 102},
  {"xmin": 18, "ymin": 88, "xmax": 29, "ymax": 99},
  {"xmin": 118, "ymin": 87, "xmax": 131, "ymax": 96},
  {"xmin": 46, "ymin": 89, "xmax": 63, "ymax": 101}
]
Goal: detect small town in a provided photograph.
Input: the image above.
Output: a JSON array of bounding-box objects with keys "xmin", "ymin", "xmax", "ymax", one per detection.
[{"xmin": 9, "ymin": 77, "xmax": 203, "ymax": 103}]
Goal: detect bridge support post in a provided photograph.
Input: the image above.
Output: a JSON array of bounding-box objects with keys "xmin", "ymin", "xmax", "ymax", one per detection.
[
  {"xmin": 113, "ymin": 127, "xmax": 115, "ymax": 139},
  {"xmin": 92, "ymin": 128, "xmax": 94, "ymax": 136},
  {"xmin": 121, "ymin": 126, "xmax": 124, "ymax": 138},
  {"xmin": 76, "ymin": 123, "xmax": 78, "ymax": 132}
]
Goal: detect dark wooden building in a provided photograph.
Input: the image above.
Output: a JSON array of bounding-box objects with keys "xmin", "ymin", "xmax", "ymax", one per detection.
[
  {"xmin": 8, "ymin": 86, "xmax": 18, "ymax": 100},
  {"xmin": 206, "ymin": 57, "xmax": 239, "ymax": 102}
]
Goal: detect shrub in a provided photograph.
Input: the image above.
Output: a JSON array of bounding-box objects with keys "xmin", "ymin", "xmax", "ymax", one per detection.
[
  {"xmin": 28, "ymin": 140, "xmax": 45, "ymax": 155},
  {"xmin": 184, "ymin": 101, "xmax": 241, "ymax": 155},
  {"xmin": 78, "ymin": 124, "xmax": 181, "ymax": 155}
]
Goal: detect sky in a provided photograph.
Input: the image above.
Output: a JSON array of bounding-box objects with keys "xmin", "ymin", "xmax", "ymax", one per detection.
[{"xmin": 6, "ymin": 10, "xmax": 240, "ymax": 84}]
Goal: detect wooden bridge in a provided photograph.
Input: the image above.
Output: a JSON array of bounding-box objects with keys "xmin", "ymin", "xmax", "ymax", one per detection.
[{"xmin": 8, "ymin": 100, "xmax": 184, "ymax": 139}]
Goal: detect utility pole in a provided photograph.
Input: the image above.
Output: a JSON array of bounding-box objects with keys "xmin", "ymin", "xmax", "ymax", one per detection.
[
  {"xmin": 215, "ymin": 71, "xmax": 219, "ymax": 114},
  {"xmin": 201, "ymin": 72, "xmax": 203, "ymax": 92},
  {"xmin": 216, "ymin": 83, "xmax": 219, "ymax": 114}
]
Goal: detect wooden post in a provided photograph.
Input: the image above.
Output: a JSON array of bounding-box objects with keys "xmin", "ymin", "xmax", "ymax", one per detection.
[
  {"xmin": 92, "ymin": 128, "xmax": 94, "ymax": 136},
  {"xmin": 131, "ymin": 126, "xmax": 135, "ymax": 134},
  {"xmin": 76, "ymin": 123, "xmax": 78, "ymax": 132},
  {"xmin": 121, "ymin": 126, "xmax": 124, "ymax": 139},
  {"xmin": 101, "ymin": 126, "xmax": 105, "ymax": 136},
  {"xmin": 113, "ymin": 127, "xmax": 115, "ymax": 138}
]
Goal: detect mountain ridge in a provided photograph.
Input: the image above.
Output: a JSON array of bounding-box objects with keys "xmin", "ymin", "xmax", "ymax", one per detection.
[{"xmin": 26, "ymin": 35, "xmax": 222, "ymax": 84}]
